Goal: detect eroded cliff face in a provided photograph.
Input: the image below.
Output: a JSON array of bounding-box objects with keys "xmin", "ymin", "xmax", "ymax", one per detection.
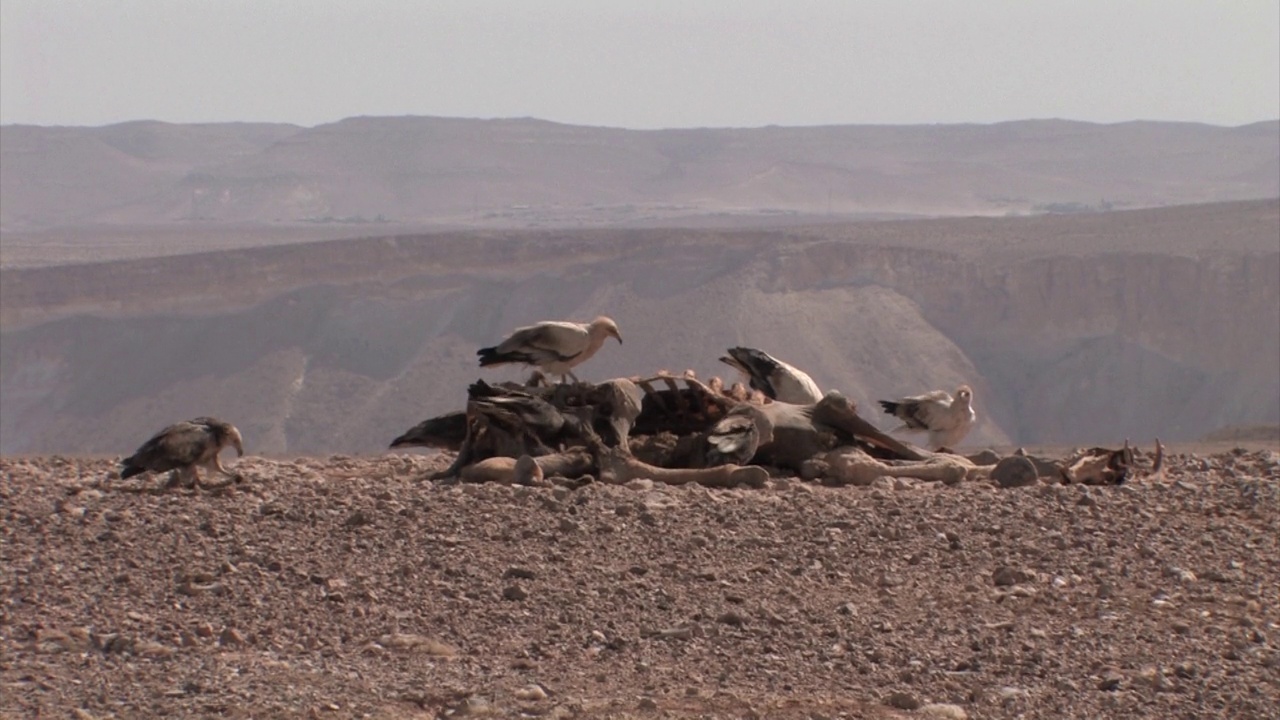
[
  {"xmin": 2, "ymin": 203, "xmax": 1276, "ymax": 455},
  {"xmin": 766, "ymin": 244, "xmax": 1280, "ymax": 444}
]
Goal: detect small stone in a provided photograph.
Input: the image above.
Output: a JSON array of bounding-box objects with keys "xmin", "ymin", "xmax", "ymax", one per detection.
[
  {"xmin": 716, "ymin": 611, "xmax": 747, "ymax": 626},
  {"xmin": 992, "ymin": 566, "xmax": 1032, "ymax": 587},
  {"xmin": 134, "ymin": 640, "xmax": 175, "ymax": 658},
  {"xmin": 1097, "ymin": 670, "xmax": 1123, "ymax": 691},
  {"xmin": 514, "ymin": 684, "xmax": 548, "ymax": 701},
  {"xmin": 884, "ymin": 691, "xmax": 921, "ymax": 710},
  {"xmin": 503, "ymin": 585, "xmax": 529, "ymax": 601},
  {"xmin": 877, "ymin": 572, "xmax": 905, "ymax": 588},
  {"xmin": 992, "ymin": 456, "xmax": 1038, "ymax": 488},
  {"xmin": 504, "ymin": 567, "xmax": 538, "ymax": 580},
  {"xmin": 997, "ymin": 686, "xmax": 1027, "ymax": 700},
  {"xmin": 920, "ymin": 704, "xmax": 969, "ymax": 720},
  {"xmin": 967, "ymin": 449, "xmax": 1002, "ymax": 465},
  {"xmin": 344, "ymin": 510, "xmax": 371, "ymax": 528},
  {"xmin": 218, "ymin": 627, "xmax": 245, "ymax": 646}
]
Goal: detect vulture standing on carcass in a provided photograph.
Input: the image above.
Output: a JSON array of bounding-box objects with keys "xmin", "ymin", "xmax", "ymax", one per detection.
[
  {"xmin": 878, "ymin": 385, "xmax": 977, "ymax": 451},
  {"xmin": 718, "ymin": 346, "xmax": 823, "ymax": 404},
  {"xmin": 118, "ymin": 417, "xmax": 244, "ymax": 487},
  {"xmin": 478, "ymin": 316, "xmax": 623, "ymax": 384}
]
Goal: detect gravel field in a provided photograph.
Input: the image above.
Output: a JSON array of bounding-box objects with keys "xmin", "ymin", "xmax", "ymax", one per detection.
[{"xmin": 2, "ymin": 449, "xmax": 1278, "ymax": 719}]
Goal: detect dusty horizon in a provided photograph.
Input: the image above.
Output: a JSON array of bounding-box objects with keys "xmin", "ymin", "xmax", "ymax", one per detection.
[
  {"xmin": 4, "ymin": 113, "xmax": 1279, "ymax": 133},
  {"xmin": 4, "ymin": 2, "xmax": 1277, "ymax": 129}
]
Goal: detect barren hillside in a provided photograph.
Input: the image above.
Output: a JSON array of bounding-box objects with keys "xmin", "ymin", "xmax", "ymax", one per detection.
[
  {"xmin": 1, "ymin": 200, "xmax": 1276, "ymax": 456},
  {"xmin": 2, "ymin": 117, "xmax": 1276, "ymax": 233}
]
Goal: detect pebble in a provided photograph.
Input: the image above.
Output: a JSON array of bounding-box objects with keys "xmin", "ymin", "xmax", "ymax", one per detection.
[
  {"xmin": 992, "ymin": 566, "xmax": 1033, "ymax": 587},
  {"xmin": 884, "ymin": 691, "xmax": 921, "ymax": 710},
  {"xmin": 514, "ymin": 684, "xmax": 548, "ymax": 701},
  {"xmin": 504, "ymin": 567, "xmax": 538, "ymax": 580},
  {"xmin": 920, "ymin": 704, "xmax": 969, "ymax": 720},
  {"xmin": 993, "ymin": 456, "xmax": 1038, "ymax": 488},
  {"xmin": 1097, "ymin": 669, "xmax": 1123, "ymax": 691},
  {"xmin": 716, "ymin": 611, "xmax": 747, "ymax": 626}
]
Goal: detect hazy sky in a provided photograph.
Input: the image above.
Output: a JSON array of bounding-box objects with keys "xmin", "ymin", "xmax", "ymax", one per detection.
[{"xmin": 2, "ymin": 0, "xmax": 1277, "ymax": 129}]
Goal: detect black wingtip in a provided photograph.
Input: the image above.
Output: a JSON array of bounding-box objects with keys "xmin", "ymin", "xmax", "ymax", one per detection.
[{"xmin": 877, "ymin": 400, "xmax": 899, "ymax": 415}]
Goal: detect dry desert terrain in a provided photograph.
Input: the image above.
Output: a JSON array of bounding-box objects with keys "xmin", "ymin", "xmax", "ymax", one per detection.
[{"xmin": 2, "ymin": 443, "xmax": 1278, "ymax": 719}]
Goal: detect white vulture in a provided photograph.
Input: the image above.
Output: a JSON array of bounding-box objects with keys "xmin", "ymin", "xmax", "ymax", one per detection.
[
  {"xmin": 877, "ymin": 385, "xmax": 977, "ymax": 451},
  {"xmin": 477, "ymin": 316, "xmax": 622, "ymax": 384},
  {"xmin": 119, "ymin": 417, "xmax": 244, "ymax": 487},
  {"xmin": 718, "ymin": 346, "xmax": 823, "ymax": 404}
]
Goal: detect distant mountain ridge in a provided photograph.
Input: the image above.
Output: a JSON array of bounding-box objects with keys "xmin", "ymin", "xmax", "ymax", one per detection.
[{"xmin": 2, "ymin": 116, "xmax": 1276, "ymax": 230}]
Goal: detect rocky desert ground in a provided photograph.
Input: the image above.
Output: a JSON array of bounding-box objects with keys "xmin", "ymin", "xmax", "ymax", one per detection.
[{"xmin": 3, "ymin": 441, "xmax": 1278, "ymax": 719}]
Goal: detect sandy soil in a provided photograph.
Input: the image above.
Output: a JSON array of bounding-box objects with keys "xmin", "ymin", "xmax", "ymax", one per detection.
[{"xmin": 2, "ymin": 449, "xmax": 1278, "ymax": 719}]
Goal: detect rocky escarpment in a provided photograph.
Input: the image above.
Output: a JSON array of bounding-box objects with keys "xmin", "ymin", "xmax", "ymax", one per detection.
[{"xmin": 767, "ymin": 244, "xmax": 1280, "ymax": 445}]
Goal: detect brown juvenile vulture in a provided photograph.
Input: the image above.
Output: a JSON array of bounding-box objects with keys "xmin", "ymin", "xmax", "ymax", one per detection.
[
  {"xmin": 119, "ymin": 417, "xmax": 244, "ymax": 487},
  {"xmin": 478, "ymin": 316, "xmax": 623, "ymax": 383},
  {"xmin": 878, "ymin": 385, "xmax": 977, "ymax": 450}
]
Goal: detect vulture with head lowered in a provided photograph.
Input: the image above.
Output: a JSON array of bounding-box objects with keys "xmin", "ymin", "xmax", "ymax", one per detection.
[{"xmin": 119, "ymin": 417, "xmax": 244, "ymax": 487}]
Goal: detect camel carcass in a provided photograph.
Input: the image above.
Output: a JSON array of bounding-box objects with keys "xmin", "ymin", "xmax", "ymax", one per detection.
[{"xmin": 403, "ymin": 371, "xmax": 933, "ymax": 485}]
